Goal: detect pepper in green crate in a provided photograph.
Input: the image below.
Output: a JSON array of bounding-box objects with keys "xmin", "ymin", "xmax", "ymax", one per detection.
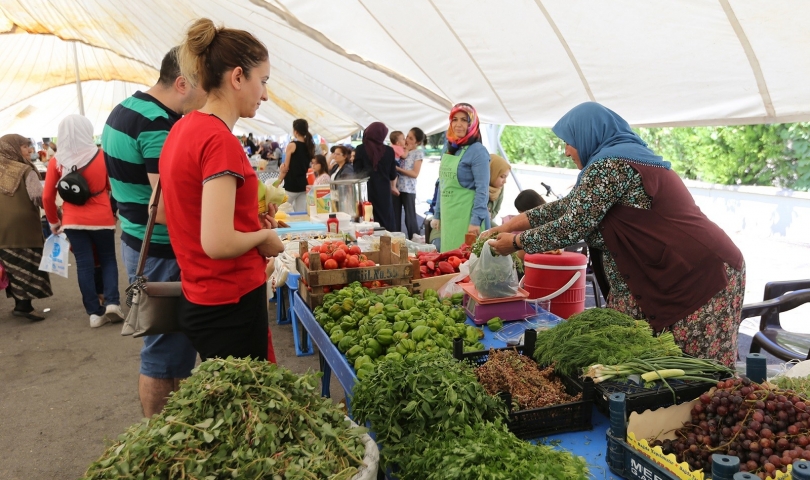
[
  {"xmin": 450, "ymin": 293, "xmax": 464, "ymax": 305},
  {"xmin": 330, "ymin": 329, "xmax": 345, "ymax": 345},
  {"xmin": 384, "ymin": 304, "xmax": 400, "ymax": 320},
  {"xmin": 375, "ymin": 329, "xmax": 394, "ymax": 346},
  {"xmin": 346, "ymin": 345, "xmax": 364, "ymax": 364},
  {"xmin": 341, "ymin": 298, "xmax": 355, "ymax": 313},
  {"xmin": 396, "ymin": 339, "xmax": 417, "ymax": 356},
  {"xmin": 392, "ymin": 331, "xmax": 409, "ymax": 342},
  {"xmin": 423, "ymin": 289, "xmax": 438, "ymax": 300},
  {"xmin": 411, "ymin": 325, "xmax": 431, "ymax": 342},
  {"xmin": 337, "ymin": 335, "xmax": 356, "ymax": 353},
  {"xmin": 340, "ymin": 315, "xmax": 357, "ymax": 332},
  {"xmin": 487, "ymin": 317, "xmax": 504, "ymax": 332},
  {"xmin": 328, "ymin": 304, "xmax": 344, "ymax": 321},
  {"xmin": 392, "ymin": 321, "xmax": 408, "ymax": 333},
  {"xmin": 354, "ymin": 355, "xmax": 373, "ymax": 371}
]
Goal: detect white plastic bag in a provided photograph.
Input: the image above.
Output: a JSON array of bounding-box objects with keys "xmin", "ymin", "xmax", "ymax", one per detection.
[
  {"xmin": 437, "ymin": 253, "xmax": 476, "ymax": 298},
  {"xmin": 39, "ymin": 233, "xmax": 70, "ymax": 278},
  {"xmin": 469, "ymin": 240, "xmax": 518, "ymax": 298}
]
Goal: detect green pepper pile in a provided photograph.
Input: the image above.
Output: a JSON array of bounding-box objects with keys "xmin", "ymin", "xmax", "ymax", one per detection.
[{"xmin": 313, "ymin": 282, "xmax": 485, "ymax": 379}]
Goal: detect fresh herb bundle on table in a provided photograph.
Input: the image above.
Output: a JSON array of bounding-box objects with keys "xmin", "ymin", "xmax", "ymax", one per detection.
[
  {"xmin": 351, "ymin": 351, "xmax": 589, "ymax": 479},
  {"xmin": 533, "ymin": 307, "xmax": 682, "ymax": 377},
  {"xmin": 476, "ymin": 348, "xmax": 580, "ymax": 410},
  {"xmin": 83, "ymin": 358, "xmax": 368, "ymax": 480}
]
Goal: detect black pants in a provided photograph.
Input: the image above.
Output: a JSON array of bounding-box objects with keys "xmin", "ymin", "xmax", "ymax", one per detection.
[
  {"xmin": 178, "ymin": 284, "xmax": 268, "ymax": 361},
  {"xmin": 393, "ymin": 192, "xmax": 419, "ymax": 239}
]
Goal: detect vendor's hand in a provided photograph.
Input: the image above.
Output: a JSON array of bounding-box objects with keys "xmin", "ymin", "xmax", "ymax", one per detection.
[
  {"xmin": 480, "ymin": 226, "xmax": 502, "ymax": 239},
  {"xmin": 488, "ymin": 233, "xmax": 518, "ymax": 256},
  {"xmin": 467, "ymin": 224, "xmax": 480, "ymax": 236},
  {"xmin": 430, "ymin": 219, "xmax": 440, "ymax": 230}
]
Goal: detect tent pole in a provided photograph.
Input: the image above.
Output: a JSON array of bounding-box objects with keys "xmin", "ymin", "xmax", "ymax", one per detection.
[{"xmin": 73, "ymin": 42, "xmax": 85, "ymax": 116}]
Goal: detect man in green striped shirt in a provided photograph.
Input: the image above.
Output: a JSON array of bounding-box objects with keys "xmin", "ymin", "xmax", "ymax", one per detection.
[{"xmin": 102, "ymin": 48, "xmax": 205, "ymax": 417}]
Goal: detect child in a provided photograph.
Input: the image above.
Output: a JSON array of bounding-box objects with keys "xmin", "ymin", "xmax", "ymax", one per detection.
[{"xmin": 389, "ymin": 130, "xmax": 405, "ymax": 197}]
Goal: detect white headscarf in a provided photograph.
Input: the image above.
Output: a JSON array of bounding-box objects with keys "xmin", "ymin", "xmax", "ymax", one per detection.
[{"xmin": 56, "ymin": 114, "xmax": 98, "ymax": 177}]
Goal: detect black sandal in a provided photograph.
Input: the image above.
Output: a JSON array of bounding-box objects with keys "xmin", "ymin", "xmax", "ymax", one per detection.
[{"xmin": 12, "ymin": 310, "xmax": 45, "ymax": 322}]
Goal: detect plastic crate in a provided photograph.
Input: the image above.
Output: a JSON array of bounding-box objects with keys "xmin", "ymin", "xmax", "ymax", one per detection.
[
  {"xmin": 452, "ymin": 331, "xmax": 594, "ymax": 439},
  {"xmin": 568, "ymin": 371, "xmax": 726, "ymax": 417}
]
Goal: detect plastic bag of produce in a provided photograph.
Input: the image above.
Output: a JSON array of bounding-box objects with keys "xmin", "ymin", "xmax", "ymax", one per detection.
[
  {"xmin": 469, "ymin": 240, "xmax": 518, "ymax": 298},
  {"xmin": 437, "ymin": 253, "xmax": 475, "ymax": 298}
]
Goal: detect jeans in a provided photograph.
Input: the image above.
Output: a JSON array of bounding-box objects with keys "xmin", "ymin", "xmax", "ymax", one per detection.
[
  {"xmin": 393, "ymin": 192, "xmax": 419, "ymax": 239},
  {"xmin": 121, "ymin": 242, "xmax": 197, "ymax": 379},
  {"xmin": 286, "ymin": 191, "xmax": 307, "ymax": 213},
  {"xmin": 64, "ymin": 229, "xmax": 119, "ymax": 316}
]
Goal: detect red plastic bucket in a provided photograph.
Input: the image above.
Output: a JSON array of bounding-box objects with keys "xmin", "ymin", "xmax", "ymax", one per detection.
[{"xmin": 521, "ymin": 252, "xmax": 587, "ymax": 319}]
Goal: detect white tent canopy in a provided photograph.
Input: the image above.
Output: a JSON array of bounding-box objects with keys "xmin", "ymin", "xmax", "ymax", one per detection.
[{"xmin": 1, "ymin": 1, "xmax": 809, "ymax": 141}]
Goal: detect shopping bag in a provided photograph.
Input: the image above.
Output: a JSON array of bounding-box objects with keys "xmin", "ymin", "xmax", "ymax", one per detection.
[
  {"xmin": 469, "ymin": 239, "xmax": 518, "ymax": 299},
  {"xmin": 0, "ymin": 262, "xmax": 9, "ymax": 290},
  {"xmin": 39, "ymin": 233, "xmax": 70, "ymax": 278}
]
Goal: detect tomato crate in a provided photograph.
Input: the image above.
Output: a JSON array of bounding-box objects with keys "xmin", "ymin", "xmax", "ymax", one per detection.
[
  {"xmin": 296, "ymin": 236, "xmax": 413, "ymax": 308},
  {"xmin": 567, "ymin": 371, "xmax": 728, "ymax": 418},
  {"xmin": 451, "ymin": 331, "xmax": 594, "ymax": 440}
]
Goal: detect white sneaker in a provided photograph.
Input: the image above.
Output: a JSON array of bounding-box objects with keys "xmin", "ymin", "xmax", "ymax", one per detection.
[
  {"xmin": 105, "ymin": 304, "xmax": 125, "ymax": 324},
  {"xmin": 90, "ymin": 314, "xmax": 110, "ymax": 328}
]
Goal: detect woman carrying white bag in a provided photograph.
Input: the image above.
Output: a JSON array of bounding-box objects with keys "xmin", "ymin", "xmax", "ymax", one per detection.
[
  {"xmin": 0, "ymin": 134, "xmax": 53, "ymax": 321},
  {"xmin": 43, "ymin": 115, "xmax": 123, "ymax": 328}
]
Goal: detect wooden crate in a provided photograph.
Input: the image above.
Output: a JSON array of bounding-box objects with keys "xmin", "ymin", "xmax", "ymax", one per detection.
[
  {"xmin": 296, "ymin": 236, "xmax": 413, "ymax": 308},
  {"xmin": 411, "ymin": 273, "xmax": 457, "ymax": 295}
]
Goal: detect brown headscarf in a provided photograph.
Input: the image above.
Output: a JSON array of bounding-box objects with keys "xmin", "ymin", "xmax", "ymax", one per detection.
[
  {"xmin": 363, "ymin": 122, "xmax": 388, "ymax": 171},
  {"xmin": 0, "ymin": 134, "xmax": 35, "ymax": 196},
  {"xmin": 488, "ymin": 154, "xmax": 511, "ymax": 202}
]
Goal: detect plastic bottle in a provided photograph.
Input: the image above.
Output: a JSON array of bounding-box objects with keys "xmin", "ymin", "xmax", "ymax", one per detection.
[
  {"xmin": 363, "ymin": 202, "xmax": 374, "ymax": 222},
  {"xmin": 326, "ymin": 213, "xmax": 339, "ymax": 233}
]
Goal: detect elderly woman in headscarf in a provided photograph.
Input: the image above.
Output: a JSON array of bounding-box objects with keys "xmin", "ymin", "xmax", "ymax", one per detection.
[
  {"xmin": 42, "ymin": 114, "xmax": 122, "ymax": 328},
  {"xmin": 487, "ymin": 154, "xmax": 511, "ymax": 226},
  {"xmin": 352, "ymin": 122, "xmax": 398, "ymax": 232},
  {"xmin": 486, "ymin": 102, "xmax": 745, "ymax": 367},
  {"xmin": 431, "ymin": 103, "xmax": 490, "ymax": 252},
  {"xmin": 0, "ymin": 134, "xmax": 53, "ymax": 321}
]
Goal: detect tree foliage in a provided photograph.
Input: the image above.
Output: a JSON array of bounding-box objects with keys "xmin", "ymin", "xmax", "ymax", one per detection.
[{"xmin": 500, "ymin": 123, "xmax": 810, "ymax": 191}]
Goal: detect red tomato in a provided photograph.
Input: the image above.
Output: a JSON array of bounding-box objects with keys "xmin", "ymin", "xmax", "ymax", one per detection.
[
  {"xmin": 349, "ymin": 245, "xmax": 361, "ymax": 255},
  {"xmin": 302, "ymin": 252, "xmax": 309, "ymax": 261},
  {"xmin": 332, "ymin": 249, "xmax": 347, "ymax": 265},
  {"xmin": 323, "ymin": 259, "xmax": 338, "ymax": 270},
  {"xmin": 304, "ymin": 258, "xmax": 310, "ymax": 267},
  {"xmin": 362, "ymin": 281, "xmax": 374, "ymax": 288},
  {"xmin": 357, "ymin": 254, "xmax": 367, "ymax": 262},
  {"xmin": 319, "ymin": 253, "xmax": 329, "ymax": 265},
  {"xmin": 323, "ymin": 286, "xmax": 332, "ymax": 293},
  {"xmin": 346, "ymin": 255, "xmax": 360, "ymax": 268},
  {"xmin": 363, "ymin": 260, "xmax": 376, "ymax": 267},
  {"xmin": 338, "ymin": 244, "xmax": 349, "ymax": 253}
]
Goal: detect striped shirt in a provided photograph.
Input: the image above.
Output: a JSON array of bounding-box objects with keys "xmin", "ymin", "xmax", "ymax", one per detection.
[{"xmin": 102, "ymin": 91, "xmax": 180, "ymax": 258}]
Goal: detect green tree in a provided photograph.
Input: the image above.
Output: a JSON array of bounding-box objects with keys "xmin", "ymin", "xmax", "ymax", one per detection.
[
  {"xmin": 501, "ymin": 123, "xmax": 810, "ymax": 191},
  {"xmin": 500, "ymin": 126, "xmax": 573, "ymax": 168}
]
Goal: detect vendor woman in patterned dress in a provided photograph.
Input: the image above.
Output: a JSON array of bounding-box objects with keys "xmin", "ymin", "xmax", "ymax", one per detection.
[{"xmin": 486, "ymin": 102, "xmax": 745, "ymax": 367}]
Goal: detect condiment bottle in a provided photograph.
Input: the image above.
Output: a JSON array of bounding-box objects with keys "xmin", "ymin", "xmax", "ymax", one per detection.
[
  {"xmin": 326, "ymin": 213, "xmax": 339, "ymax": 233},
  {"xmin": 363, "ymin": 203, "xmax": 374, "ymax": 223}
]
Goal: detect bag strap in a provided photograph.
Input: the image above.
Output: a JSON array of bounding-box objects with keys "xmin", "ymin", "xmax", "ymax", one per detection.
[{"xmin": 135, "ymin": 182, "xmax": 162, "ymax": 278}]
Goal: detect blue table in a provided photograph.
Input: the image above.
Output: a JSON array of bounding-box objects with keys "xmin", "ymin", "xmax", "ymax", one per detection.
[{"xmin": 292, "ymin": 290, "xmax": 620, "ymax": 478}]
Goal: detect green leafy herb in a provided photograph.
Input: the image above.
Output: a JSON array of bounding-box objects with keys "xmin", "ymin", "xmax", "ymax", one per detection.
[
  {"xmin": 534, "ymin": 307, "xmax": 682, "ymax": 376},
  {"xmin": 351, "ymin": 351, "xmax": 507, "ymax": 452},
  {"xmin": 83, "ymin": 357, "xmax": 367, "ymax": 480},
  {"xmin": 384, "ymin": 422, "xmax": 589, "ymax": 480}
]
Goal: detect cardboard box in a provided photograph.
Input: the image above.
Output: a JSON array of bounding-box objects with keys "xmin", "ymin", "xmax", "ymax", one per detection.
[
  {"xmin": 625, "ymin": 399, "xmax": 792, "ymax": 480},
  {"xmin": 307, "ymin": 185, "xmax": 331, "ymax": 215}
]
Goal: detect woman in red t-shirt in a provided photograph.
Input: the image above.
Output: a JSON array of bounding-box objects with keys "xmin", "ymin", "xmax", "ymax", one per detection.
[{"xmin": 159, "ymin": 19, "xmax": 283, "ymax": 361}]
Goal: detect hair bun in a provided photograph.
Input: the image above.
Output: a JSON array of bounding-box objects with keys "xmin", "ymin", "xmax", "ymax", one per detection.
[{"xmin": 186, "ymin": 18, "xmax": 218, "ymax": 56}]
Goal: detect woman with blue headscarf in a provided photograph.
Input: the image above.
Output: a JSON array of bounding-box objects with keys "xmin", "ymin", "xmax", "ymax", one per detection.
[{"xmin": 486, "ymin": 102, "xmax": 745, "ymax": 367}]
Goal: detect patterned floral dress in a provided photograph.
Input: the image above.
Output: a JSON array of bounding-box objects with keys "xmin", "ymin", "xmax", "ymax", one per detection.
[{"xmin": 519, "ymin": 159, "xmax": 746, "ymax": 367}]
